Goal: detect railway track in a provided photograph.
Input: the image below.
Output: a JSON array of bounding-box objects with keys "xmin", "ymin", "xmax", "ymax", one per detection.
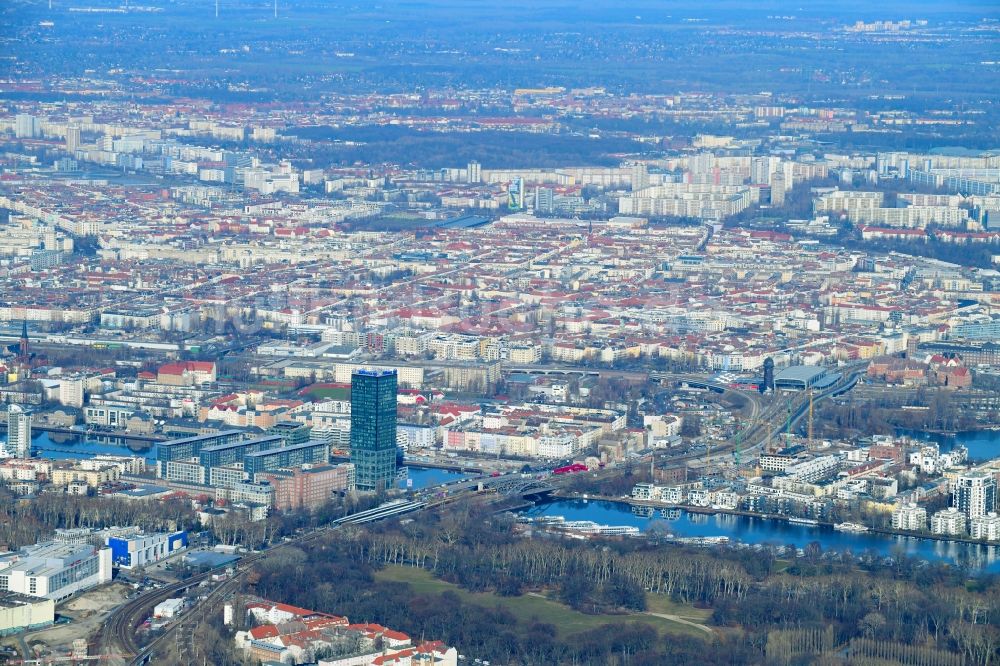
[{"xmin": 99, "ymin": 528, "xmax": 332, "ymax": 665}]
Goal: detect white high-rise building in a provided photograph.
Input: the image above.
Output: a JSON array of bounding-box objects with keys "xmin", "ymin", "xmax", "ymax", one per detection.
[
  {"xmin": 770, "ymin": 172, "xmax": 786, "ymax": 207},
  {"xmin": 630, "ymin": 163, "xmax": 649, "ymax": 191},
  {"xmin": 15, "ymin": 114, "xmax": 38, "ymax": 139},
  {"xmin": 65, "ymin": 125, "xmax": 81, "ymax": 153},
  {"xmin": 467, "ymin": 160, "xmax": 481, "ymax": 184},
  {"xmin": 7, "ymin": 405, "xmax": 31, "ymax": 459},
  {"xmin": 750, "ymin": 156, "xmax": 780, "ymax": 185},
  {"xmin": 534, "ymin": 186, "xmax": 554, "ymax": 214},
  {"xmin": 953, "ymin": 471, "xmax": 998, "ymax": 520}
]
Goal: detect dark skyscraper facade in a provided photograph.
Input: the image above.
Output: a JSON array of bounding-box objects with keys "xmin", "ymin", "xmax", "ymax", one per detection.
[
  {"xmin": 350, "ymin": 369, "xmax": 398, "ymax": 492},
  {"xmin": 762, "ymin": 357, "xmax": 775, "ymax": 394}
]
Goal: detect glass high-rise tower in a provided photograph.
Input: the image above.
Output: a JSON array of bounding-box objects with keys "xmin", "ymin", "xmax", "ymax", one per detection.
[{"xmin": 350, "ymin": 369, "xmax": 398, "ymax": 492}]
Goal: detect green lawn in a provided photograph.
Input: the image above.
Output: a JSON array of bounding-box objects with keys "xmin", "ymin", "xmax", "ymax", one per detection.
[
  {"xmin": 375, "ymin": 566, "xmax": 711, "ymax": 639},
  {"xmin": 305, "ymin": 387, "xmax": 351, "ymax": 400}
]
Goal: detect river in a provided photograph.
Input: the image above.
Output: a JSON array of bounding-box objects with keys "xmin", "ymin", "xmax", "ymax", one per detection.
[
  {"xmin": 8, "ymin": 430, "xmax": 998, "ymax": 570},
  {"xmin": 400, "ymin": 466, "xmax": 471, "ymax": 490},
  {"xmin": 897, "ymin": 428, "xmax": 1000, "ymax": 462},
  {"xmin": 519, "ymin": 499, "xmax": 1000, "ymax": 572}
]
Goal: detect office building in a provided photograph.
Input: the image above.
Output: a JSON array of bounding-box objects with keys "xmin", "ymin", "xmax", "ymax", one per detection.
[
  {"xmin": 258, "ymin": 463, "xmax": 355, "ymax": 511},
  {"xmin": 267, "ymin": 421, "xmax": 312, "ymax": 446},
  {"xmin": 155, "ymin": 430, "xmax": 248, "ymax": 477},
  {"xmin": 953, "ymin": 471, "xmax": 997, "ymax": 519},
  {"xmin": 350, "ymin": 370, "xmax": 398, "ymax": 492},
  {"xmin": 243, "ymin": 440, "xmax": 329, "ymax": 477},
  {"xmin": 761, "ymin": 357, "xmax": 775, "ymax": 393},
  {"xmin": 0, "ymin": 541, "xmax": 112, "ymax": 601},
  {"xmin": 199, "ymin": 435, "xmax": 285, "ymax": 472},
  {"xmin": 7, "ymin": 405, "xmax": 31, "ymax": 458}
]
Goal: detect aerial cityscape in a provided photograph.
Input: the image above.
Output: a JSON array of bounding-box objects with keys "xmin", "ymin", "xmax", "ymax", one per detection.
[{"xmin": 0, "ymin": 0, "xmax": 999, "ymax": 664}]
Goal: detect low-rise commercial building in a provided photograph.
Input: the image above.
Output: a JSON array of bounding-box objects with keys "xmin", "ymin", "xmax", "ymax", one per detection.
[
  {"xmin": 0, "ymin": 592, "xmax": 55, "ymax": 636},
  {"xmin": 0, "ymin": 542, "xmax": 112, "ymax": 601}
]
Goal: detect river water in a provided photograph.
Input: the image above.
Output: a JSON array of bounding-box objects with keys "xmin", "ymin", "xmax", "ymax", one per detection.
[
  {"xmin": 9, "ymin": 430, "xmax": 999, "ymax": 570},
  {"xmin": 26, "ymin": 431, "xmax": 159, "ymax": 462},
  {"xmin": 519, "ymin": 499, "xmax": 1000, "ymax": 572},
  {"xmin": 401, "ymin": 467, "xmax": 471, "ymax": 489},
  {"xmin": 897, "ymin": 428, "xmax": 1000, "ymax": 462}
]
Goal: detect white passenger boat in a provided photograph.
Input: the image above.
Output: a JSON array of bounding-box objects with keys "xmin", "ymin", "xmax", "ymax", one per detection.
[{"xmin": 833, "ymin": 522, "xmax": 869, "ymax": 533}]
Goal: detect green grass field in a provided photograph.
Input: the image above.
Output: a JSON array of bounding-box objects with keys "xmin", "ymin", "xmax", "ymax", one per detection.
[
  {"xmin": 375, "ymin": 566, "xmax": 712, "ymax": 639},
  {"xmin": 304, "ymin": 387, "xmax": 351, "ymax": 400}
]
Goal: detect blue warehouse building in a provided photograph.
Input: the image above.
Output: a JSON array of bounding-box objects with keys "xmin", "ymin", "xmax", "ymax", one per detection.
[{"xmin": 106, "ymin": 530, "xmax": 188, "ymax": 570}]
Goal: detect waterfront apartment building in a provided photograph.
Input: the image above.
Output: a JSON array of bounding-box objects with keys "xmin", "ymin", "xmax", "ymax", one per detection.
[
  {"xmin": 891, "ymin": 504, "xmax": 927, "ymax": 532},
  {"xmin": 970, "ymin": 513, "xmax": 1000, "ymax": 541},
  {"xmin": 953, "ymin": 471, "xmax": 998, "ymax": 520},
  {"xmin": 350, "ymin": 370, "xmax": 398, "ymax": 492},
  {"xmin": 930, "ymin": 508, "xmax": 968, "ymax": 536},
  {"xmin": 6, "ymin": 405, "xmax": 31, "ymax": 459}
]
